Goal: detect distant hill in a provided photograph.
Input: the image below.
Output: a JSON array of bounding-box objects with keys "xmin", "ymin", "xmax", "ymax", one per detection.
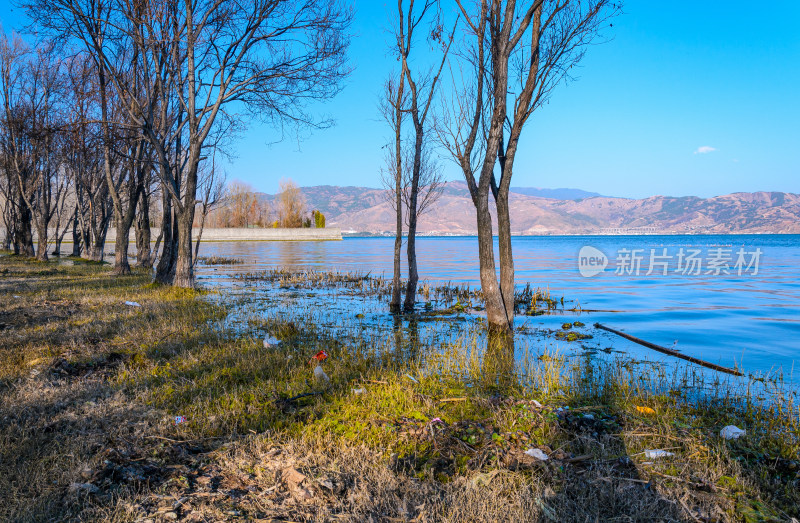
[
  {"xmin": 510, "ymin": 187, "xmax": 603, "ymax": 200},
  {"xmin": 257, "ymin": 182, "xmax": 800, "ymax": 235}
]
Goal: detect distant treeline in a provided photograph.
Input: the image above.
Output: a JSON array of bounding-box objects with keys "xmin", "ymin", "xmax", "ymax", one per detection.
[{"xmin": 196, "ymin": 179, "xmax": 325, "ymax": 229}]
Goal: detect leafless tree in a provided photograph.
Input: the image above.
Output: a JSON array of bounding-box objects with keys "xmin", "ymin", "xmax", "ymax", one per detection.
[
  {"xmin": 63, "ymin": 53, "xmax": 114, "ymax": 261},
  {"xmin": 439, "ymin": 0, "xmax": 619, "ymax": 333},
  {"xmin": 193, "ymin": 151, "xmax": 226, "ymax": 264},
  {"xmin": 24, "ymin": 0, "xmax": 352, "ymax": 287},
  {"xmin": 0, "ymin": 36, "xmax": 64, "ymax": 260},
  {"xmin": 48, "ymin": 164, "xmax": 73, "ymax": 256},
  {"xmin": 277, "ymin": 179, "xmax": 306, "ymax": 228},
  {"xmin": 382, "ymin": 0, "xmax": 454, "ymax": 312},
  {"xmin": 379, "ymin": 72, "xmax": 406, "ymax": 313}
]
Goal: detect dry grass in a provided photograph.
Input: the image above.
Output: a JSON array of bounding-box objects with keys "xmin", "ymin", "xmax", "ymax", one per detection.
[{"xmin": 1, "ymin": 254, "xmax": 798, "ymax": 522}]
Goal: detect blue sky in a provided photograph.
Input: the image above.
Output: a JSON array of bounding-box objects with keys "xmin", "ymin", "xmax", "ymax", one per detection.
[{"xmin": 2, "ymin": 1, "xmax": 798, "ymax": 199}]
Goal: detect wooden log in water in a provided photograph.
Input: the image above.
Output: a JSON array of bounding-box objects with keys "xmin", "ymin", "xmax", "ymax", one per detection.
[{"xmin": 593, "ymin": 323, "xmax": 743, "ymax": 377}]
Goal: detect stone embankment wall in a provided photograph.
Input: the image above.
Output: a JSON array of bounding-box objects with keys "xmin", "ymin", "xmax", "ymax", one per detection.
[{"xmin": 2, "ymin": 228, "xmax": 343, "ymax": 243}]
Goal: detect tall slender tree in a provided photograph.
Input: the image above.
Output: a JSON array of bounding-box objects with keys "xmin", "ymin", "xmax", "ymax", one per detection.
[{"xmin": 440, "ymin": 0, "xmax": 619, "ymax": 332}]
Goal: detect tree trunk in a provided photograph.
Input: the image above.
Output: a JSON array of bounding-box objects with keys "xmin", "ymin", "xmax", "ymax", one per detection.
[
  {"xmin": 111, "ymin": 186, "xmax": 140, "ymax": 275},
  {"xmin": 2, "ymin": 203, "xmax": 15, "ymax": 251},
  {"xmin": 135, "ymin": 191, "xmax": 152, "ymax": 268},
  {"xmin": 71, "ymin": 207, "xmax": 82, "ymax": 257},
  {"xmin": 52, "ymin": 235, "xmax": 62, "ymax": 257},
  {"xmin": 389, "ymin": 69, "xmax": 405, "ymax": 314},
  {"xmin": 80, "ymin": 224, "xmax": 91, "ymax": 258},
  {"xmin": 154, "ymin": 192, "xmax": 177, "ymax": 284},
  {"xmin": 112, "ymin": 213, "xmax": 132, "ymax": 274},
  {"xmin": 475, "ymin": 193, "xmax": 508, "ymax": 333},
  {"xmin": 390, "ymin": 223, "xmax": 402, "ymax": 313},
  {"xmin": 89, "ymin": 228, "xmax": 106, "ymax": 262},
  {"xmin": 88, "ymin": 197, "xmax": 112, "ymax": 262},
  {"xmin": 173, "ymin": 210, "xmax": 195, "ymax": 288},
  {"xmin": 403, "ymin": 211, "xmax": 419, "ymax": 312},
  {"xmin": 35, "ymin": 215, "xmax": 49, "ymax": 261},
  {"xmin": 495, "ymin": 187, "xmax": 515, "ymax": 322},
  {"xmin": 173, "ymin": 158, "xmax": 198, "ymax": 287},
  {"xmin": 403, "ymin": 126, "xmax": 424, "ymax": 312},
  {"xmin": 14, "ymin": 204, "xmax": 35, "ymax": 257}
]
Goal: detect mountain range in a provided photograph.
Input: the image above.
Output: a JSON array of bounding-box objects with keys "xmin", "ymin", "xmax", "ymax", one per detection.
[{"xmin": 258, "ymin": 182, "xmax": 800, "ymax": 235}]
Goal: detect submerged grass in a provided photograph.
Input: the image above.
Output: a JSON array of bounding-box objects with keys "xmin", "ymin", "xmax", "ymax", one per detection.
[{"xmin": 1, "ymin": 255, "xmax": 798, "ymax": 522}]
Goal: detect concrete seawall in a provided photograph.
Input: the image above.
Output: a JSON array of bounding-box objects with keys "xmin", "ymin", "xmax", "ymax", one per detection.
[{"xmin": 3, "ymin": 227, "xmax": 343, "ymax": 243}]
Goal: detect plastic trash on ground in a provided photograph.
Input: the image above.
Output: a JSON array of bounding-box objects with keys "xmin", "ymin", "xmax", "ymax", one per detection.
[
  {"xmin": 352, "ymin": 388, "xmax": 366, "ymax": 395},
  {"xmin": 309, "ymin": 349, "xmax": 328, "ymax": 363},
  {"xmin": 524, "ymin": 448, "xmax": 549, "ymax": 461},
  {"xmin": 175, "ymin": 415, "xmax": 187, "ymax": 424},
  {"xmin": 720, "ymin": 425, "xmax": 746, "ymax": 440},
  {"xmin": 263, "ymin": 336, "xmax": 281, "ymax": 349},
  {"xmin": 644, "ymin": 449, "xmax": 674, "ymax": 459},
  {"xmin": 124, "ymin": 301, "xmax": 141, "ymax": 307},
  {"xmin": 636, "ymin": 405, "xmax": 656, "ymax": 415},
  {"xmin": 313, "ymin": 365, "xmax": 330, "ymax": 385}
]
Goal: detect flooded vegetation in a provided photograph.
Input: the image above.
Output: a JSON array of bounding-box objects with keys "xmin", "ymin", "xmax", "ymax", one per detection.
[{"xmin": 3, "ymin": 254, "xmax": 798, "ymax": 521}]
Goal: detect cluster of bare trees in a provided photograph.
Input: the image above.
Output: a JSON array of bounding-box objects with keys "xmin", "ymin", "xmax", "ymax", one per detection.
[
  {"xmin": 201, "ymin": 178, "xmax": 318, "ymax": 229},
  {"xmin": 202, "ymin": 181, "xmax": 270, "ymax": 229},
  {"xmin": 0, "ymin": 35, "xmax": 130, "ymax": 265},
  {"xmin": 0, "ymin": 0, "xmax": 617, "ymax": 331},
  {"xmin": 384, "ymin": 0, "xmax": 618, "ymax": 333},
  {"xmin": 0, "ymin": 0, "xmax": 351, "ymax": 287}
]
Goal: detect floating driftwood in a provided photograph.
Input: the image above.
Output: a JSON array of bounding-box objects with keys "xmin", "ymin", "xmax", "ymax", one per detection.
[{"xmin": 594, "ymin": 323, "xmax": 743, "ymax": 377}]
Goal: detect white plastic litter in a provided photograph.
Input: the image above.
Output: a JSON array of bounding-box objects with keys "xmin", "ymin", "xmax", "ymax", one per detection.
[
  {"xmin": 531, "ymin": 399, "xmax": 543, "ymax": 408},
  {"xmin": 13, "ymin": 295, "xmax": 21, "ymax": 298},
  {"xmin": 263, "ymin": 336, "xmax": 281, "ymax": 349},
  {"xmin": 404, "ymin": 373, "xmax": 419, "ymax": 383},
  {"xmin": 644, "ymin": 449, "xmax": 674, "ymax": 459},
  {"xmin": 124, "ymin": 301, "xmax": 141, "ymax": 307},
  {"xmin": 720, "ymin": 425, "xmax": 746, "ymax": 440},
  {"xmin": 314, "ymin": 365, "xmax": 330, "ymax": 385},
  {"xmin": 524, "ymin": 448, "xmax": 549, "ymax": 461},
  {"xmin": 352, "ymin": 388, "xmax": 366, "ymax": 395}
]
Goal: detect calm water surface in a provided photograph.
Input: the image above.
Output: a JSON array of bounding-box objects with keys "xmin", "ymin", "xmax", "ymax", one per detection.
[{"xmin": 195, "ymin": 235, "xmax": 800, "ymax": 383}]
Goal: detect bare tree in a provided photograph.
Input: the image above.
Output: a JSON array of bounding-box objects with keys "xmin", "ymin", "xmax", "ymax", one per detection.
[
  {"xmin": 193, "ymin": 152, "xmax": 226, "ymax": 263},
  {"xmin": 379, "ymin": 72, "xmax": 406, "ymax": 313},
  {"xmin": 440, "ymin": 0, "xmax": 619, "ymax": 333},
  {"xmin": 0, "ymin": 36, "xmax": 64, "ymax": 260},
  {"xmin": 277, "ymin": 179, "xmax": 305, "ymax": 228},
  {"xmin": 390, "ymin": 0, "xmax": 454, "ymax": 312},
  {"xmin": 48, "ymin": 164, "xmax": 73, "ymax": 256},
  {"xmin": 63, "ymin": 53, "xmax": 113, "ymax": 261}
]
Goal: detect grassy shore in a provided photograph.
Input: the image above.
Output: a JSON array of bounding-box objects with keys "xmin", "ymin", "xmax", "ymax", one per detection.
[{"xmin": 1, "ymin": 254, "xmax": 798, "ymax": 522}]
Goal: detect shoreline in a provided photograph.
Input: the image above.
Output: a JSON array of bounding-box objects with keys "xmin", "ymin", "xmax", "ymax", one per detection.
[{"xmin": 1, "ymin": 255, "xmax": 798, "ymax": 521}]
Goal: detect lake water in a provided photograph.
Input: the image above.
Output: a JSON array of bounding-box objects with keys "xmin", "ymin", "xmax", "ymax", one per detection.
[{"xmin": 195, "ymin": 235, "xmax": 800, "ymax": 384}]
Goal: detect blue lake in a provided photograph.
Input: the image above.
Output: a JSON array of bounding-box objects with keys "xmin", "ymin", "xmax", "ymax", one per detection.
[{"xmin": 196, "ymin": 235, "xmax": 800, "ymax": 384}]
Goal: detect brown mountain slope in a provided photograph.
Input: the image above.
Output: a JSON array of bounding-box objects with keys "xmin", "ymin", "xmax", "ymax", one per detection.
[{"xmin": 267, "ymin": 182, "xmax": 800, "ymax": 234}]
